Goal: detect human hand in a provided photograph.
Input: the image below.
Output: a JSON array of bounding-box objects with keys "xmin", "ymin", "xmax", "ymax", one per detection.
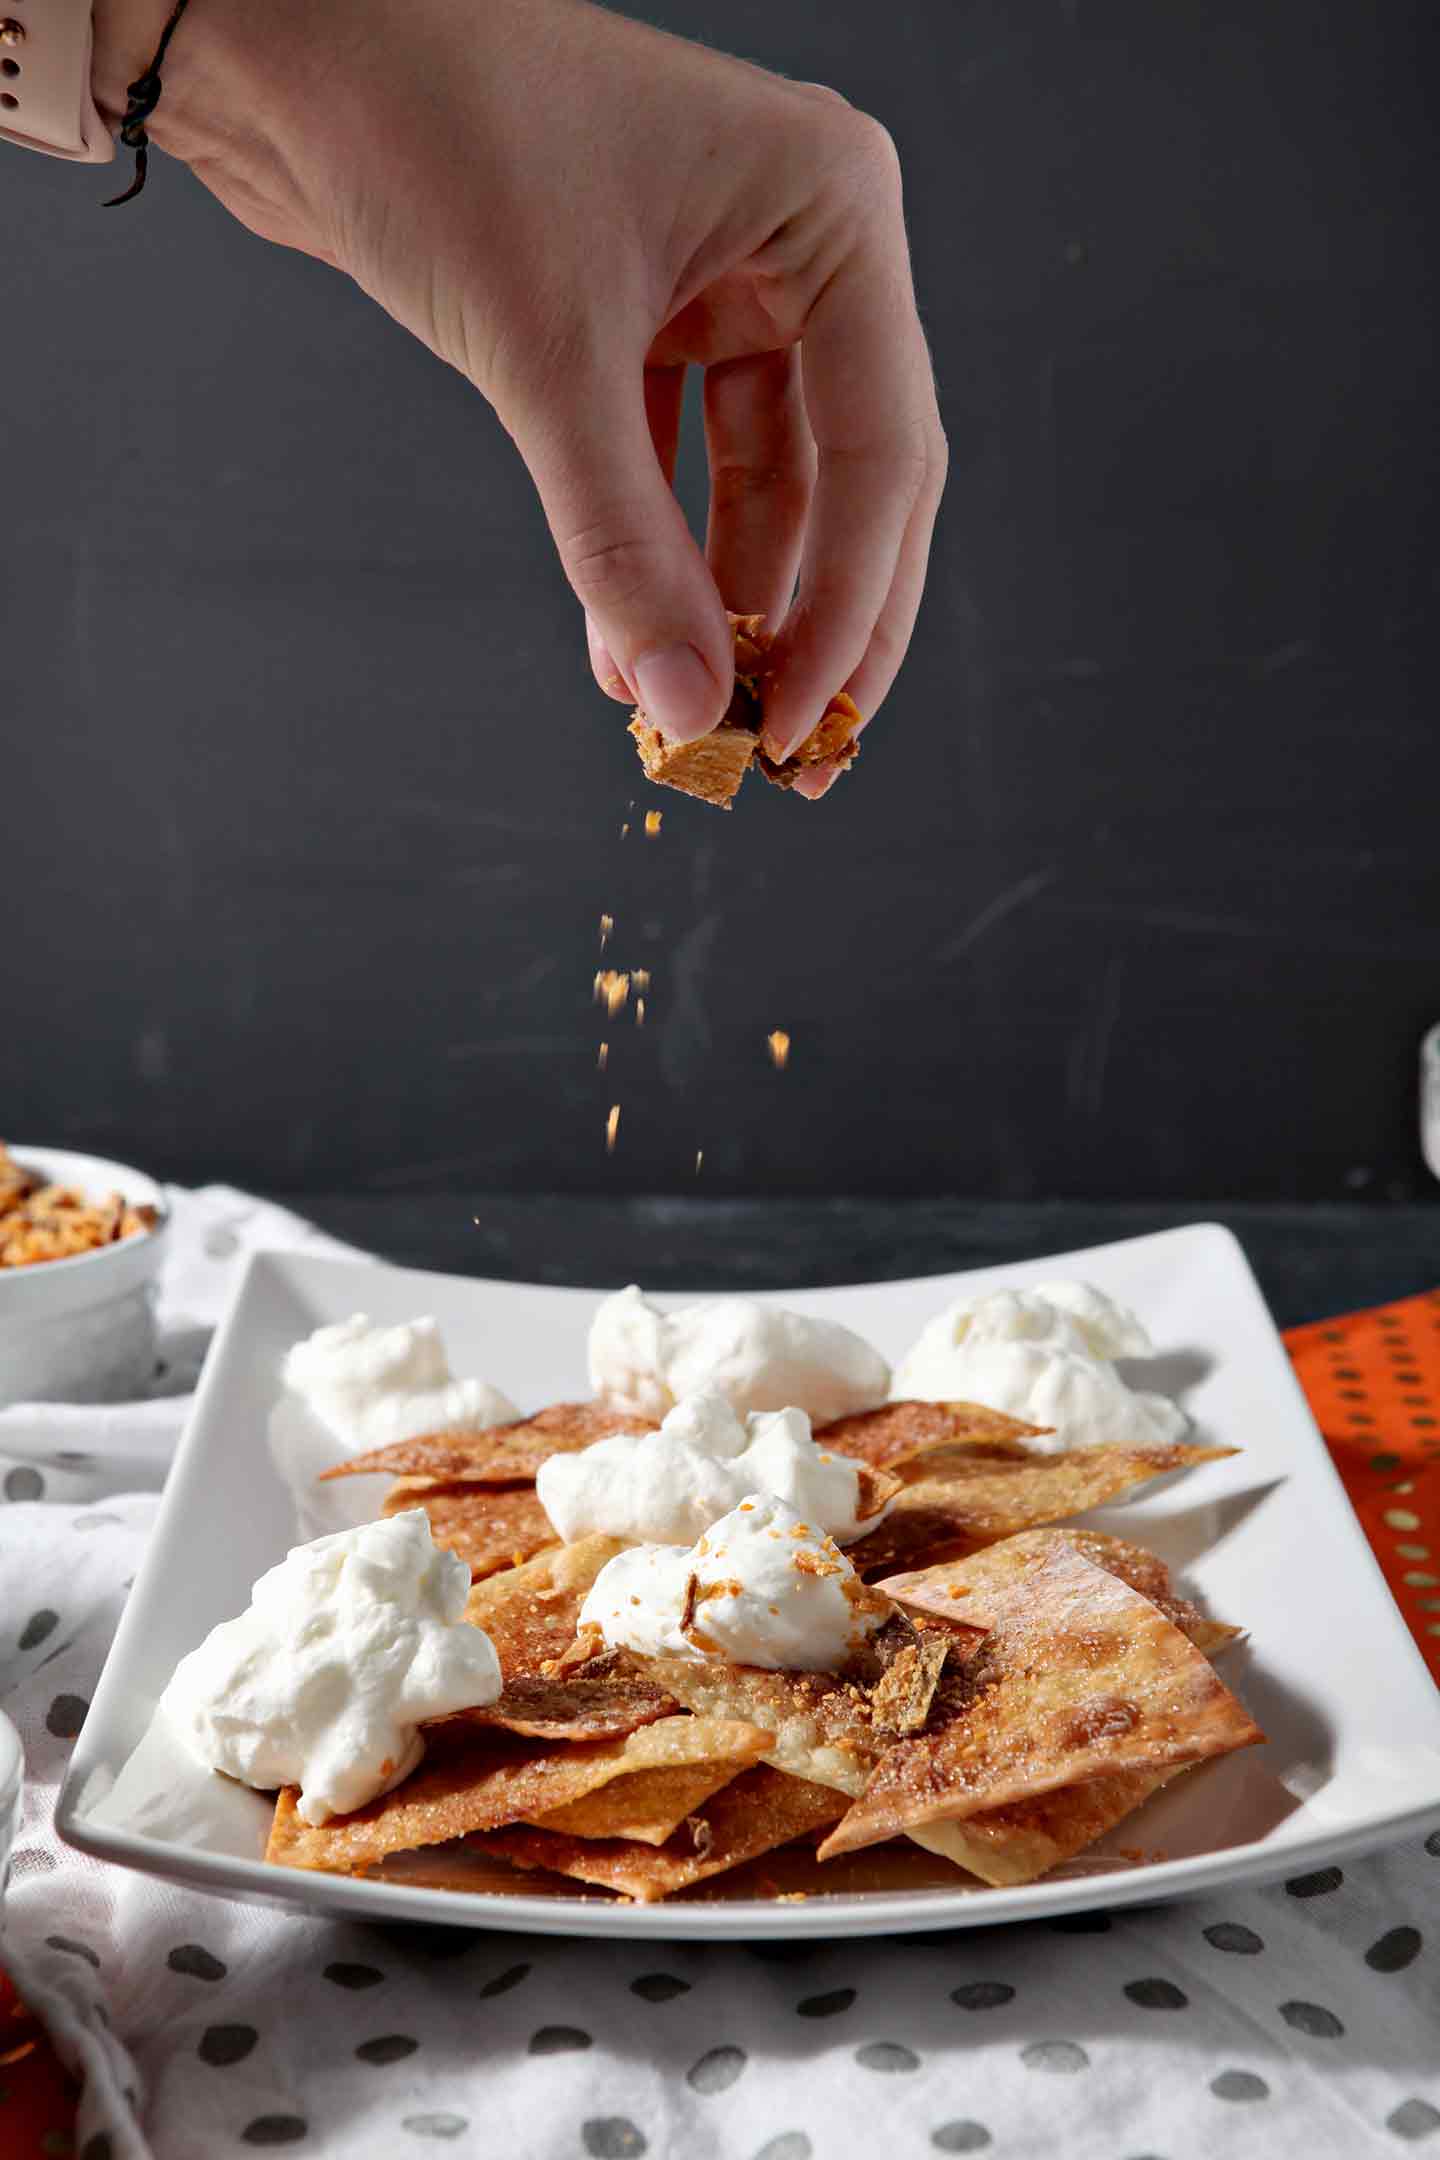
[{"xmin": 94, "ymin": 0, "xmax": 946, "ymax": 786}]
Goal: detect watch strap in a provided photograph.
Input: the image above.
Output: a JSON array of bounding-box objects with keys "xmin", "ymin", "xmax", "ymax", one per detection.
[{"xmin": 0, "ymin": 1, "xmax": 115, "ymax": 163}]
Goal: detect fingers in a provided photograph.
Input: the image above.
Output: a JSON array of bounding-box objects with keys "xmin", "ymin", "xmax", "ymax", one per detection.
[
  {"xmin": 703, "ymin": 348, "xmax": 816, "ymax": 626},
  {"xmin": 587, "ymin": 362, "xmax": 689, "ymax": 703},
  {"xmin": 510, "ymin": 342, "xmax": 732, "ymax": 744},
  {"xmin": 761, "ymin": 137, "xmax": 947, "ymax": 761}
]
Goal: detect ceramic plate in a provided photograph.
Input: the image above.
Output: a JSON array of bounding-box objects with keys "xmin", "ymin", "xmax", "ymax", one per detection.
[{"xmin": 56, "ymin": 1227, "xmax": 1440, "ymax": 1938}]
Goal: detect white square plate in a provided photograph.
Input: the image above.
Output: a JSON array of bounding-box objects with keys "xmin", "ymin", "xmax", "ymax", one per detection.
[{"xmin": 57, "ymin": 1226, "xmax": 1440, "ymax": 1938}]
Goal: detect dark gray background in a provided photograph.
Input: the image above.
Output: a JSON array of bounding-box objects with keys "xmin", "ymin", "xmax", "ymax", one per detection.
[{"xmin": 4, "ymin": 0, "xmax": 1437, "ymax": 1205}]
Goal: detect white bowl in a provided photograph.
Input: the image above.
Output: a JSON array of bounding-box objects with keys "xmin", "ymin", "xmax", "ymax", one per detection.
[{"xmin": 0, "ymin": 1145, "xmax": 170, "ymax": 1407}]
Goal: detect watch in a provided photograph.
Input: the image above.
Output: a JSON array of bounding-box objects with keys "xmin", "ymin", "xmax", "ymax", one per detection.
[{"xmin": 0, "ymin": 0, "xmax": 114, "ymax": 162}]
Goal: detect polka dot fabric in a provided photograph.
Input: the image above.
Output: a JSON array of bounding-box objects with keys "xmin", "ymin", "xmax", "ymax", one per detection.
[
  {"xmin": 1287, "ymin": 1287, "xmax": 1440, "ymax": 1681},
  {"xmin": 0, "ymin": 1205, "xmax": 1436, "ymax": 2158}
]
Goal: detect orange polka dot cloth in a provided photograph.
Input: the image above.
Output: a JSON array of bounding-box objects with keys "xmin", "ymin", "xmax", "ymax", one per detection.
[{"xmin": 1286, "ymin": 1285, "xmax": 1440, "ymax": 1682}]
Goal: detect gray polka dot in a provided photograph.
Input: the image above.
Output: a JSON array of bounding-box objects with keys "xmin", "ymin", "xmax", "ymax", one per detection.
[
  {"xmin": 932, "ymin": 2126, "xmax": 992, "ymax": 2153},
  {"xmin": 19, "ymin": 1609, "xmax": 59, "ymax": 1651},
  {"xmin": 168, "ymin": 1943, "xmax": 227, "ymax": 1982},
  {"xmin": 401, "ymin": 2117, "xmax": 469, "ymax": 2141},
  {"xmin": 1388, "ymin": 2099, "xmax": 1440, "ymax": 2141},
  {"xmin": 478, "ymin": 1962, "xmax": 531, "ymax": 1998},
  {"xmin": 855, "ymin": 2042, "xmax": 921, "ymax": 2074},
  {"xmin": 1279, "ymin": 2000, "xmax": 1344, "ymax": 2039},
  {"xmin": 688, "ymin": 2045, "xmax": 747, "ymax": 2092},
  {"xmin": 4, "ymin": 1466, "xmax": 44, "ymax": 1501},
  {"xmin": 9, "ymin": 1847, "xmax": 56, "ymax": 1876},
  {"xmin": 241, "ymin": 2120, "xmax": 308, "ymax": 2147},
  {"xmin": 45, "ymin": 1693, "xmax": 88, "ymax": 1739},
  {"xmin": 630, "ymin": 1973, "xmax": 689, "ymax": 2002},
  {"xmin": 529, "ymin": 2026, "xmax": 593, "ymax": 2056},
  {"xmin": 324, "ymin": 1961, "xmax": 384, "ymax": 1989},
  {"xmin": 796, "ymin": 1987, "xmax": 855, "ymax": 2017},
  {"xmin": 951, "ymin": 1982, "xmax": 1015, "ymax": 2011},
  {"xmin": 1286, "ymin": 1867, "xmax": 1343, "ymax": 1897},
  {"xmin": 204, "ymin": 1226, "xmax": 240, "ymax": 1259},
  {"xmin": 80, "ymin": 2138, "xmax": 113, "ymax": 2160},
  {"xmin": 1367, "ymin": 1927, "xmax": 1422, "ymax": 1973},
  {"xmin": 1204, "ymin": 1922, "xmax": 1264, "ymax": 1955},
  {"xmin": 54, "ymin": 1450, "xmax": 94, "ymax": 1467},
  {"xmin": 1124, "ymin": 1978, "xmax": 1189, "ymax": 2010},
  {"xmin": 1424, "ymin": 1830, "xmax": 1440, "ymax": 1859},
  {"xmin": 356, "ymin": 2035, "xmax": 419, "ymax": 2065},
  {"xmin": 1021, "ymin": 2040, "xmax": 1089, "ymax": 2074},
  {"xmin": 754, "ymin": 2138, "xmax": 811, "ymax": 2160},
  {"xmin": 199, "ymin": 2024, "xmax": 259, "ymax": 2066},
  {"xmin": 45, "ymin": 1934, "xmax": 100, "ymax": 1968},
  {"xmin": 1211, "ymin": 2070, "xmax": 1270, "ymax": 2102},
  {"xmin": 582, "ymin": 2120, "xmax": 648, "ymax": 2158}
]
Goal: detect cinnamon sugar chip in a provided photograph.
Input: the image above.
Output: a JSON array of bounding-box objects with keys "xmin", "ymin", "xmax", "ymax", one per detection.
[
  {"xmin": 844, "ymin": 1440, "xmax": 1237, "ymax": 1578},
  {"xmin": 820, "ymin": 1400, "xmax": 1052, "ymax": 1472},
  {"xmin": 880, "ymin": 1528, "xmax": 1244, "ymax": 1658},
  {"xmin": 472, "ymin": 1765, "xmax": 848, "ymax": 1902},
  {"xmin": 322, "ymin": 1403, "xmax": 656, "ymax": 1488},
  {"xmin": 382, "ymin": 1481, "xmax": 557, "ymax": 1582},
  {"xmin": 531, "ymin": 1725, "xmax": 769, "ymax": 1845},
  {"xmin": 266, "ymin": 1716, "xmax": 770, "ymax": 1876},
  {"xmin": 817, "ymin": 1541, "xmax": 1262, "ymax": 1865}
]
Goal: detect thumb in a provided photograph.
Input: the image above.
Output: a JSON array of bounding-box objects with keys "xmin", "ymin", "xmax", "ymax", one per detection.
[{"xmin": 504, "ymin": 355, "xmax": 733, "ymax": 743}]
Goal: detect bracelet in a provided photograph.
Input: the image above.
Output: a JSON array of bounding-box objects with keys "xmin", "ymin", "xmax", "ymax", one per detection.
[{"xmin": 104, "ymin": 0, "xmax": 192, "ymax": 206}]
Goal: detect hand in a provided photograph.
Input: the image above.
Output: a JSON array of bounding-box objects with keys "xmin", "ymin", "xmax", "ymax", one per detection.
[{"xmin": 94, "ymin": 0, "xmax": 946, "ymax": 786}]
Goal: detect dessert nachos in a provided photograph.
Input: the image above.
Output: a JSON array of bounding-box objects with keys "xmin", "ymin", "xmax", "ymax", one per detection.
[{"xmin": 163, "ymin": 1281, "xmax": 1262, "ymax": 1903}]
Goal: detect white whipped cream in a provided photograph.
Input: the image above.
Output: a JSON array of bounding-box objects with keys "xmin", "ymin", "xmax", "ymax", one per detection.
[
  {"xmin": 159, "ymin": 1510, "xmax": 502, "ymax": 1825},
  {"xmin": 268, "ymin": 1314, "xmax": 519, "ymax": 1537},
  {"xmin": 891, "ymin": 1281, "xmax": 1184, "ymax": 1452},
  {"xmin": 579, "ymin": 1494, "xmax": 883, "ymax": 1670},
  {"xmin": 588, "ymin": 1285, "xmax": 889, "ymax": 1425},
  {"xmin": 537, "ymin": 1389, "xmax": 879, "ymax": 1547}
]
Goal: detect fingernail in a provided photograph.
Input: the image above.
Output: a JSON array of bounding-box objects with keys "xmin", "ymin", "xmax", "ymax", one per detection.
[
  {"xmin": 761, "ymin": 713, "xmax": 820, "ymax": 764},
  {"xmin": 791, "ymin": 759, "xmax": 846, "ymax": 802},
  {"xmin": 587, "ymin": 617, "xmax": 633, "ymax": 702},
  {"xmin": 633, "ymin": 644, "xmax": 722, "ymax": 744}
]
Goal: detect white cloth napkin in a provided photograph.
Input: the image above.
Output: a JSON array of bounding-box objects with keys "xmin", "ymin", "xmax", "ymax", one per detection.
[{"xmin": 1, "ymin": 1189, "xmax": 1438, "ymax": 2160}]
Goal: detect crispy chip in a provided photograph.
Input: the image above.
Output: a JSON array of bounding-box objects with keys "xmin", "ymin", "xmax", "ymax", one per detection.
[
  {"xmin": 463, "ymin": 1536, "xmax": 626, "ymax": 1673},
  {"xmin": 822, "ymin": 1400, "xmax": 1050, "ymax": 1471},
  {"xmin": 818, "ymin": 1541, "xmax": 1262, "ymax": 1861},
  {"xmin": 903, "ymin": 1767, "xmax": 1190, "ymax": 1887},
  {"xmin": 845, "ymin": 1440, "xmax": 1235, "ymax": 1577},
  {"xmin": 323, "ymin": 1404, "xmax": 654, "ymax": 1487},
  {"xmin": 473, "ymin": 1765, "xmax": 847, "ymax": 1901},
  {"xmin": 880, "ymin": 1528, "xmax": 1243, "ymax": 1658},
  {"xmin": 266, "ymin": 1715, "xmax": 772, "ymax": 1874},
  {"xmin": 384, "ymin": 1482, "xmax": 558, "ymax": 1581},
  {"xmin": 531, "ymin": 1748, "xmax": 761, "ymax": 1846}
]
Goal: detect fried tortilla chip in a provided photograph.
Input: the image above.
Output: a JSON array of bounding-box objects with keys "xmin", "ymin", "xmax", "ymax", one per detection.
[
  {"xmin": 266, "ymin": 1714, "xmax": 772, "ymax": 1874},
  {"xmin": 531, "ymin": 1752, "xmax": 758, "ymax": 1845},
  {"xmin": 818, "ymin": 1541, "xmax": 1262, "ymax": 1861},
  {"xmin": 880, "ymin": 1528, "xmax": 1243, "ymax": 1658},
  {"xmin": 463, "ymin": 1536, "xmax": 626, "ymax": 1673},
  {"xmin": 474, "ymin": 1765, "xmax": 848, "ymax": 1901},
  {"xmin": 322, "ymin": 1404, "xmax": 654, "ymax": 1487},
  {"xmin": 384, "ymin": 1481, "xmax": 558, "ymax": 1581},
  {"xmin": 844, "ymin": 1440, "xmax": 1236, "ymax": 1576},
  {"xmin": 821, "ymin": 1400, "xmax": 1050, "ymax": 1471}
]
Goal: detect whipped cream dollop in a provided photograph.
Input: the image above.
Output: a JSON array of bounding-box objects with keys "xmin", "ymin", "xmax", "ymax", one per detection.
[
  {"xmin": 891, "ymin": 1282, "xmax": 1185, "ymax": 1452},
  {"xmin": 537, "ymin": 1389, "xmax": 880, "ymax": 1547},
  {"xmin": 588, "ymin": 1285, "xmax": 889, "ymax": 1425},
  {"xmin": 268, "ymin": 1314, "xmax": 519, "ymax": 1537},
  {"xmin": 579, "ymin": 1494, "xmax": 884, "ymax": 1670},
  {"xmin": 160, "ymin": 1510, "xmax": 502, "ymax": 1826}
]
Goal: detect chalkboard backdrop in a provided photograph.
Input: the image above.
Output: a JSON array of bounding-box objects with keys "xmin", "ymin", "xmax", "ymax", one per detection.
[{"xmin": 4, "ymin": 1, "xmax": 1437, "ymax": 1202}]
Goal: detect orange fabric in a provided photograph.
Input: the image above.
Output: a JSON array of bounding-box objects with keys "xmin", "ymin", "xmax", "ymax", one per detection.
[{"xmin": 1287, "ymin": 1285, "xmax": 1440, "ymax": 1683}]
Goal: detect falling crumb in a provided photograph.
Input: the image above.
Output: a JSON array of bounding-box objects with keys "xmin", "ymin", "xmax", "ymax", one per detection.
[
  {"xmin": 621, "ymin": 823, "xmax": 630, "ymax": 838},
  {"xmin": 598, "ymin": 1042, "xmax": 609, "ymax": 1070},
  {"xmin": 645, "ymin": 810, "xmax": 662, "ymax": 836},
  {"xmin": 694, "ymin": 1149, "xmax": 704, "ymax": 1175},
  {"xmin": 767, "ymin": 1029, "xmax": 791, "ymax": 1070},
  {"xmin": 633, "ymin": 969, "xmax": 651, "ymax": 991},
  {"xmin": 605, "ymin": 1104, "xmax": 620, "ymax": 1153},
  {"xmin": 636, "ymin": 998, "xmax": 646, "ymax": 1026},
  {"xmin": 598, "ymin": 913, "xmax": 614, "ymax": 950},
  {"xmin": 594, "ymin": 970, "xmax": 630, "ymax": 1016}
]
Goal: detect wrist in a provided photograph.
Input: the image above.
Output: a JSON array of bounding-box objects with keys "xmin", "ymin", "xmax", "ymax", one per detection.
[{"xmin": 89, "ymin": 0, "xmax": 175, "ymax": 120}]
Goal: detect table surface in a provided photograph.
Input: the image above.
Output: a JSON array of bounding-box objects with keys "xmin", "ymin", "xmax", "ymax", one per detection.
[{"xmin": 294, "ymin": 1196, "xmax": 1437, "ymax": 1333}]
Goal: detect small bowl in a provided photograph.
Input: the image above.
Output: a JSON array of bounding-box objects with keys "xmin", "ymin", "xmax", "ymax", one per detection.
[
  {"xmin": 0, "ymin": 1710, "xmax": 21, "ymax": 1906},
  {"xmin": 0, "ymin": 1145, "xmax": 170, "ymax": 1407}
]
